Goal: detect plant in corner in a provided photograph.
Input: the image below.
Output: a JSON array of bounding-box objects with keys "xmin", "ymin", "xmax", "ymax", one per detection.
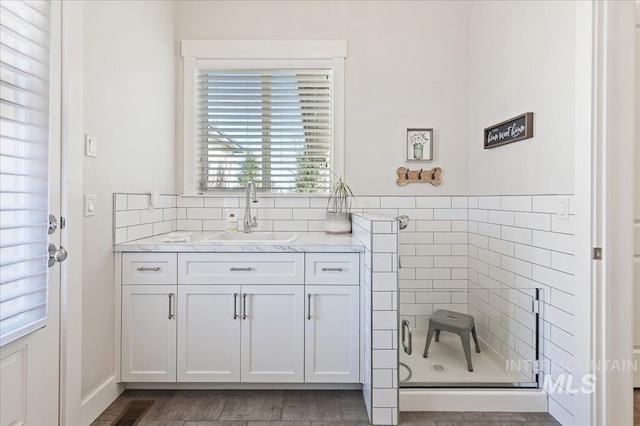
[{"xmin": 325, "ymin": 175, "xmax": 354, "ymax": 234}]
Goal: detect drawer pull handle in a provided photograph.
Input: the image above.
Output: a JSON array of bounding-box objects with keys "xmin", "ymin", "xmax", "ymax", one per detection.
[
  {"xmin": 230, "ymin": 267, "xmax": 252, "ymax": 272},
  {"xmin": 137, "ymin": 267, "xmax": 160, "ymax": 272},
  {"xmin": 242, "ymin": 293, "xmax": 248, "ymax": 320},
  {"xmin": 307, "ymin": 293, "xmax": 312, "ymax": 320},
  {"xmin": 322, "ymin": 267, "xmax": 343, "ymax": 272},
  {"xmin": 168, "ymin": 293, "xmax": 175, "ymax": 320},
  {"xmin": 233, "ymin": 293, "xmax": 239, "ymax": 319}
]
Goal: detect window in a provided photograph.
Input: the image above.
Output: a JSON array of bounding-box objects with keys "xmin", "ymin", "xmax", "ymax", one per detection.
[
  {"xmin": 0, "ymin": 0, "xmax": 52, "ymax": 345},
  {"xmin": 182, "ymin": 41, "xmax": 346, "ymax": 195}
]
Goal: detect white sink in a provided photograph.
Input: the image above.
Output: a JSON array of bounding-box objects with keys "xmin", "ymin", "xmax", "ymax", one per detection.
[{"xmin": 202, "ymin": 231, "xmax": 299, "ymax": 245}]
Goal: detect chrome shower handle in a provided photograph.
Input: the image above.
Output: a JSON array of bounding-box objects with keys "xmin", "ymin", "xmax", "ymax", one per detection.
[{"xmin": 401, "ymin": 319, "xmax": 412, "ymax": 355}]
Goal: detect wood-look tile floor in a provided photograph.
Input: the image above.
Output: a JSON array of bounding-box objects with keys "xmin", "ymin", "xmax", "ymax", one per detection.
[
  {"xmin": 91, "ymin": 390, "xmax": 561, "ymax": 426},
  {"xmin": 635, "ymin": 389, "xmax": 640, "ymax": 425}
]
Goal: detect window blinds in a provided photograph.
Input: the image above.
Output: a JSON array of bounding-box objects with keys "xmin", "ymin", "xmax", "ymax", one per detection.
[
  {"xmin": 196, "ymin": 69, "xmax": 333, "ymax": 193},
  {"xmin": 0, "ymin": 0, "xmax": 51, "ymax": 346}
]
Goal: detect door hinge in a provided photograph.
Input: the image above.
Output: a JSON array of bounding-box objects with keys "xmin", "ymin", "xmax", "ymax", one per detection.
[
  {"xmin": 532, "ymin": 360, "xmax": 544, "ymax": 375},
  {"xmin": 531, "ymin": 299, "xmax": 541, "ymax": 314},
  {"xmin": 592, "ymin": 247, "xmax": 602, "ymax": 260}
]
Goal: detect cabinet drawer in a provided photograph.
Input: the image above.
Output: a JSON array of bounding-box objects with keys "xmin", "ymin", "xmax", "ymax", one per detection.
[
  {"xmin": 305, "ymin": 253, "xmax": 359, "ymax": 285},
  {"xmin": 179, "ymin": 253, "xmax": 304, "ymax": 284},
  {"xmin": 122, "ymin": 253, "xmax": 177, "ymax": 285}
]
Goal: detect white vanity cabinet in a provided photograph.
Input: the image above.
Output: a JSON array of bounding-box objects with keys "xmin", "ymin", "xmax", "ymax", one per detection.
[
  {"xmin": 121, "ymin": 253, "xmax": 178, "ymax": 382},
  {"xmin": 177, "ymin": 285, "xmax": 241, "ymax": 382},
  {"xmin": 121, "ymin": 285, "xmax": 177, "ymax": 382},
  {"xmin": 119, "ymin": 251, "xmax": 359, "ymax": 385},
  {"xmin": 304, "ymin": 253, "xmax": 360, "ymax": 383},
  {"xmin": 177, "ymin": 253, "xmax": 305, "ymax": 383}
]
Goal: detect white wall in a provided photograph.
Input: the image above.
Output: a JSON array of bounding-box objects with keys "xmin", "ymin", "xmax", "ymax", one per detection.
[
  {"xmin": 82, "ymin": 0, "xmax": 176, "ymax": 401},
  {"xmin": 175, "ymin": 0, "xmax": 471, "ymax": 196},
  {"xmin": 467, "ymin": 1, "xmax": 576, "ymax": 195}
]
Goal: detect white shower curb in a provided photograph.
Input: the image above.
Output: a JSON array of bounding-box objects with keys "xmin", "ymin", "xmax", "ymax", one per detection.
[{"xmin": 399, "ymin": 388, "xmax": 548, "ymax": 412}]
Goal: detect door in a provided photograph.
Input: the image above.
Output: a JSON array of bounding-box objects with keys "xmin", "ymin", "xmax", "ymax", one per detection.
[
  {"xmin": 240, "ymin": 285, "xmax": 304, "ymax": 382},
  {"xmin": 177, "ymin": 285, "xmax": 241, "ymax": 382},
  {"xmin": 121, "ymin": 285, "xmax": 177, "ymax": 382},
  {"xmin": 0, "ymin": 2, "xmax": 63, "ymax": 425},
  {"xmin": 305, "ymin": 286, "xmax": 360, "ymax": 383}
]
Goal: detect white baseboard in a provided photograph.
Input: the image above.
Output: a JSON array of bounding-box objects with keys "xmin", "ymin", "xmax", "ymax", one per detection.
[
  {"xmin": 400, "ymin": 389, "xmax": 548, "ymax": 412},
  {"xmin": 125, "ymin": 382, "xmax": 362, "ymax": 390},
  {"xmin": 80, "ymin": 375, "xmax": 125, "ymax": 426}
]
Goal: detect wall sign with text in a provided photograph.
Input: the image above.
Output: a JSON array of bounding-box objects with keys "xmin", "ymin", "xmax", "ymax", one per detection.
[{"xmin": 484, "ymin": 112, "xmax": 534, "ymax": 149}]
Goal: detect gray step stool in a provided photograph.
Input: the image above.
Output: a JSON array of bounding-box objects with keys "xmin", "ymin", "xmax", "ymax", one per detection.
[{"xmin": 423, "ymin": 309, "xmax": 481, "ymax": 371}]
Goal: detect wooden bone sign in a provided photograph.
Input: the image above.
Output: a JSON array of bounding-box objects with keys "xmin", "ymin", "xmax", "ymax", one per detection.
[{"xmin": 396, "ymin": 167, "xmax": 442, "ymax": 186}]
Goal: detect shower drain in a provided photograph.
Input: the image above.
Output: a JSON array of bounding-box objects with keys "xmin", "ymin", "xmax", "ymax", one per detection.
[{"xmin": 430, "ymin": 364, "xmax": 447, "ymax": 373}]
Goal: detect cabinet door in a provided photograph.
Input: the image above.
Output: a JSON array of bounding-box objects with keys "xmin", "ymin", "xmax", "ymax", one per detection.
[
  {"xmin": 177, "ymin": 285, "xmax": 241, "ymax": 382},
  {"xmin": 241, "ymin": 285, "xmax": 304, "ymax": 382},
  {"xmin": 122, "ymin": 285, "xmax": 177, "ymax": 382},
  {"xmin": 305, "ymin": 285, "xmax": 360, "ymax": 383}
]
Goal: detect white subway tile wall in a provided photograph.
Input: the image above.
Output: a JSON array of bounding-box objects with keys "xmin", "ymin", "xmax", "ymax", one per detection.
[
  {"xmin": 352, "ymin": 213, "xmax": 399, "ymax": 426},
  {"xmin": 112, "ymin": 193, "xmax": 575, "ymax": 424},
  {"xmin": 468, "ymin": 195, "xmax": 575, "ymax": 424},
  {"xmin": 113, "ymin": 193, "xmax": 177, "ymax": 243}
]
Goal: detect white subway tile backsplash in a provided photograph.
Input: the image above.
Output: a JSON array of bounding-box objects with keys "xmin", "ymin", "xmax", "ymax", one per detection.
[
  {"xmin": 433, "ymin": 231, "xmax": 467, "ymax": 244},
  {"xmin": 257, "ymin": 208, "xmax": 293, "ymax": 220},
  {"xmin": 551, "ymin": 214, "xmax": 575, "ymax": 235},
  {"xmin": 415, "ymin": 196, "xmax": 451, "ymax": 208},
  {"xmin": 115, "ymin": 194, "xmax": 127, "ymax": 211},
  {"xmin": 501, "ymin": 255, "xmax": 533, "ymax": 278},
  {"xmin": 373, "ymin": 234, "xmax": 398, "ymax": 253},
  {"xmin": 115, "ymin": 227, "xmax": 127, "ymax": 244},
  {"xmin": 515, "ymin": 212, "xmax": 551, "ymax": 231},
  {"xmin": 488, "ymin": 210, "xmax": 515, "ymax": 226},
  {"xmin": 451, "ymin": 197, "xmax": 469, "ymax": 208},
  {"xmin": 532, "ymin": 230, "xmax": 574, "ymax": 254},
  {"xmin": 140, "ymin": 209, "xmax": 163, "ymax": 224},
  {"xmin": 434, "ymin": 208, "xmax": 468, "ymax": 220},
  {"xmin": 204, "ymin": 197, "xmax": 239, "ymax": 208},
  {"xmin": 501, "ymin": 196, "xmax": 532, "ymax": 212},
  {"xmin": 515, "ymin": 244, "xmax": 551, "ymax": 267},
  {"xmin": 373, "ymin": 350, "xmax": 398, "ymax": 369},
  {"xmin": 488, "ymin": 237, "xmax": 515, "ymax": 256},
  {"xmin": 177, "ymin": 197, "xmax": 204, "ymax": 208},
  {"xmin": 551, "ymin": 252, "xmax": 574, "ymax": 274},
  {"xmin": 477, "ymin": 222, "xmax": 501, "ymax": 238},
  {"xmin": 478, "ymin": 196, "xmax": 501, "ymax": 210},
  {"xmin": 127, "ymin": 223, "xmax": 153, "ymax": 241},
  {"xmin": 116, "ymin": 210, "xmax": 141, "ymax": 227},
  {"xmin": 152, "ymin": 220, "xmax": 174, "ymax": 235},
  {"xmin": 501, "ymin": 225, "xmax": 532, "ymax": 244},
  {"xmin": 176, "ymin": 219, "xmax": 203, "ymax": 231},
  {"xmin": 274, "ymin": 197, "xmax": 310, "ymax": 208},
  {"xmin": 127, "ymin": 194, "xmax": 149, "ymax": 210},
  {"xmin": 433, "ymin": 255, "xmax": 467, "ymax": 268},
  {"xmin": 469, "ymin": 209, "xmax": 488, "ymax": 222},
  {"xmin": 373, "ymin": 222, "xmax": 393, "ymax": 234},
  {"xmin": 381, "ymin": 196, "xmax": 415, "ymax": 209}
]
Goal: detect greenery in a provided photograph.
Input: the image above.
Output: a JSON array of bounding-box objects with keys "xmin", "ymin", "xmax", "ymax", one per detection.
[
  {"xmin": 327, "ymin": 175, "xmax": 354, "ymax": 214},
  {"xmin": 238, "ymin": 154, "xmax": 261, "ymax": 187}
]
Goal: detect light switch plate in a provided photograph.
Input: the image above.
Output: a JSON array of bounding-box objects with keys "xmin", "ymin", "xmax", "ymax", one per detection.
[
  {"xmin": 84, "ymin": 194, "xmax": 96, "ymax": 216},
  {"xmin": 85, "ymin": 134, "xmax": 97, "ymax": 158},
  {"xmin": 557, "ymin": 197, "xmax": 569, "ymax": 220}
]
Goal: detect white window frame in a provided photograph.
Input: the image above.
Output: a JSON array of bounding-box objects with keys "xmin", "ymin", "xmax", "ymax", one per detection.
[{"xmin": 181, "ymin": 40, "xmax": 346, "ymax": 196}]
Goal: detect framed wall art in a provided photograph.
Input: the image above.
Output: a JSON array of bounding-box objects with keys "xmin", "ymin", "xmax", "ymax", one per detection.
[{"xmin": 406, "ymin": 128, "xmax": 433, "ymax": 161}]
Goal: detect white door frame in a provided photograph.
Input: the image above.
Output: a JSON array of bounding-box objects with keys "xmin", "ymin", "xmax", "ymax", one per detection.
[
  {"xmin": 580, "ymin": 1, "xmax": 637, "ymax": 425},
  {"xmin": 59, "ymin": 1, "xmax": 84, "ymax": 425}
]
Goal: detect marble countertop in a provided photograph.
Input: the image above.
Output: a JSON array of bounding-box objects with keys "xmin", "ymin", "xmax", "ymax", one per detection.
[{"xmin": 114, "ymin": 232, "xmax": 364, "ymax": 253}]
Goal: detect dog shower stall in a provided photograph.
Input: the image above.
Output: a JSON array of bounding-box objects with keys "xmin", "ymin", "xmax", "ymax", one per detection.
[{"xmin": 396, "ymin": 217, "xmax": 543, "ymax": 390}]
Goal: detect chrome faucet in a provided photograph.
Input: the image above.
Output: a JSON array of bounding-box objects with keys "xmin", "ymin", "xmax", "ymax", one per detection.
[{"xmin": 244, "ymin": 181, "xmax": 258, "ymax": 233}]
